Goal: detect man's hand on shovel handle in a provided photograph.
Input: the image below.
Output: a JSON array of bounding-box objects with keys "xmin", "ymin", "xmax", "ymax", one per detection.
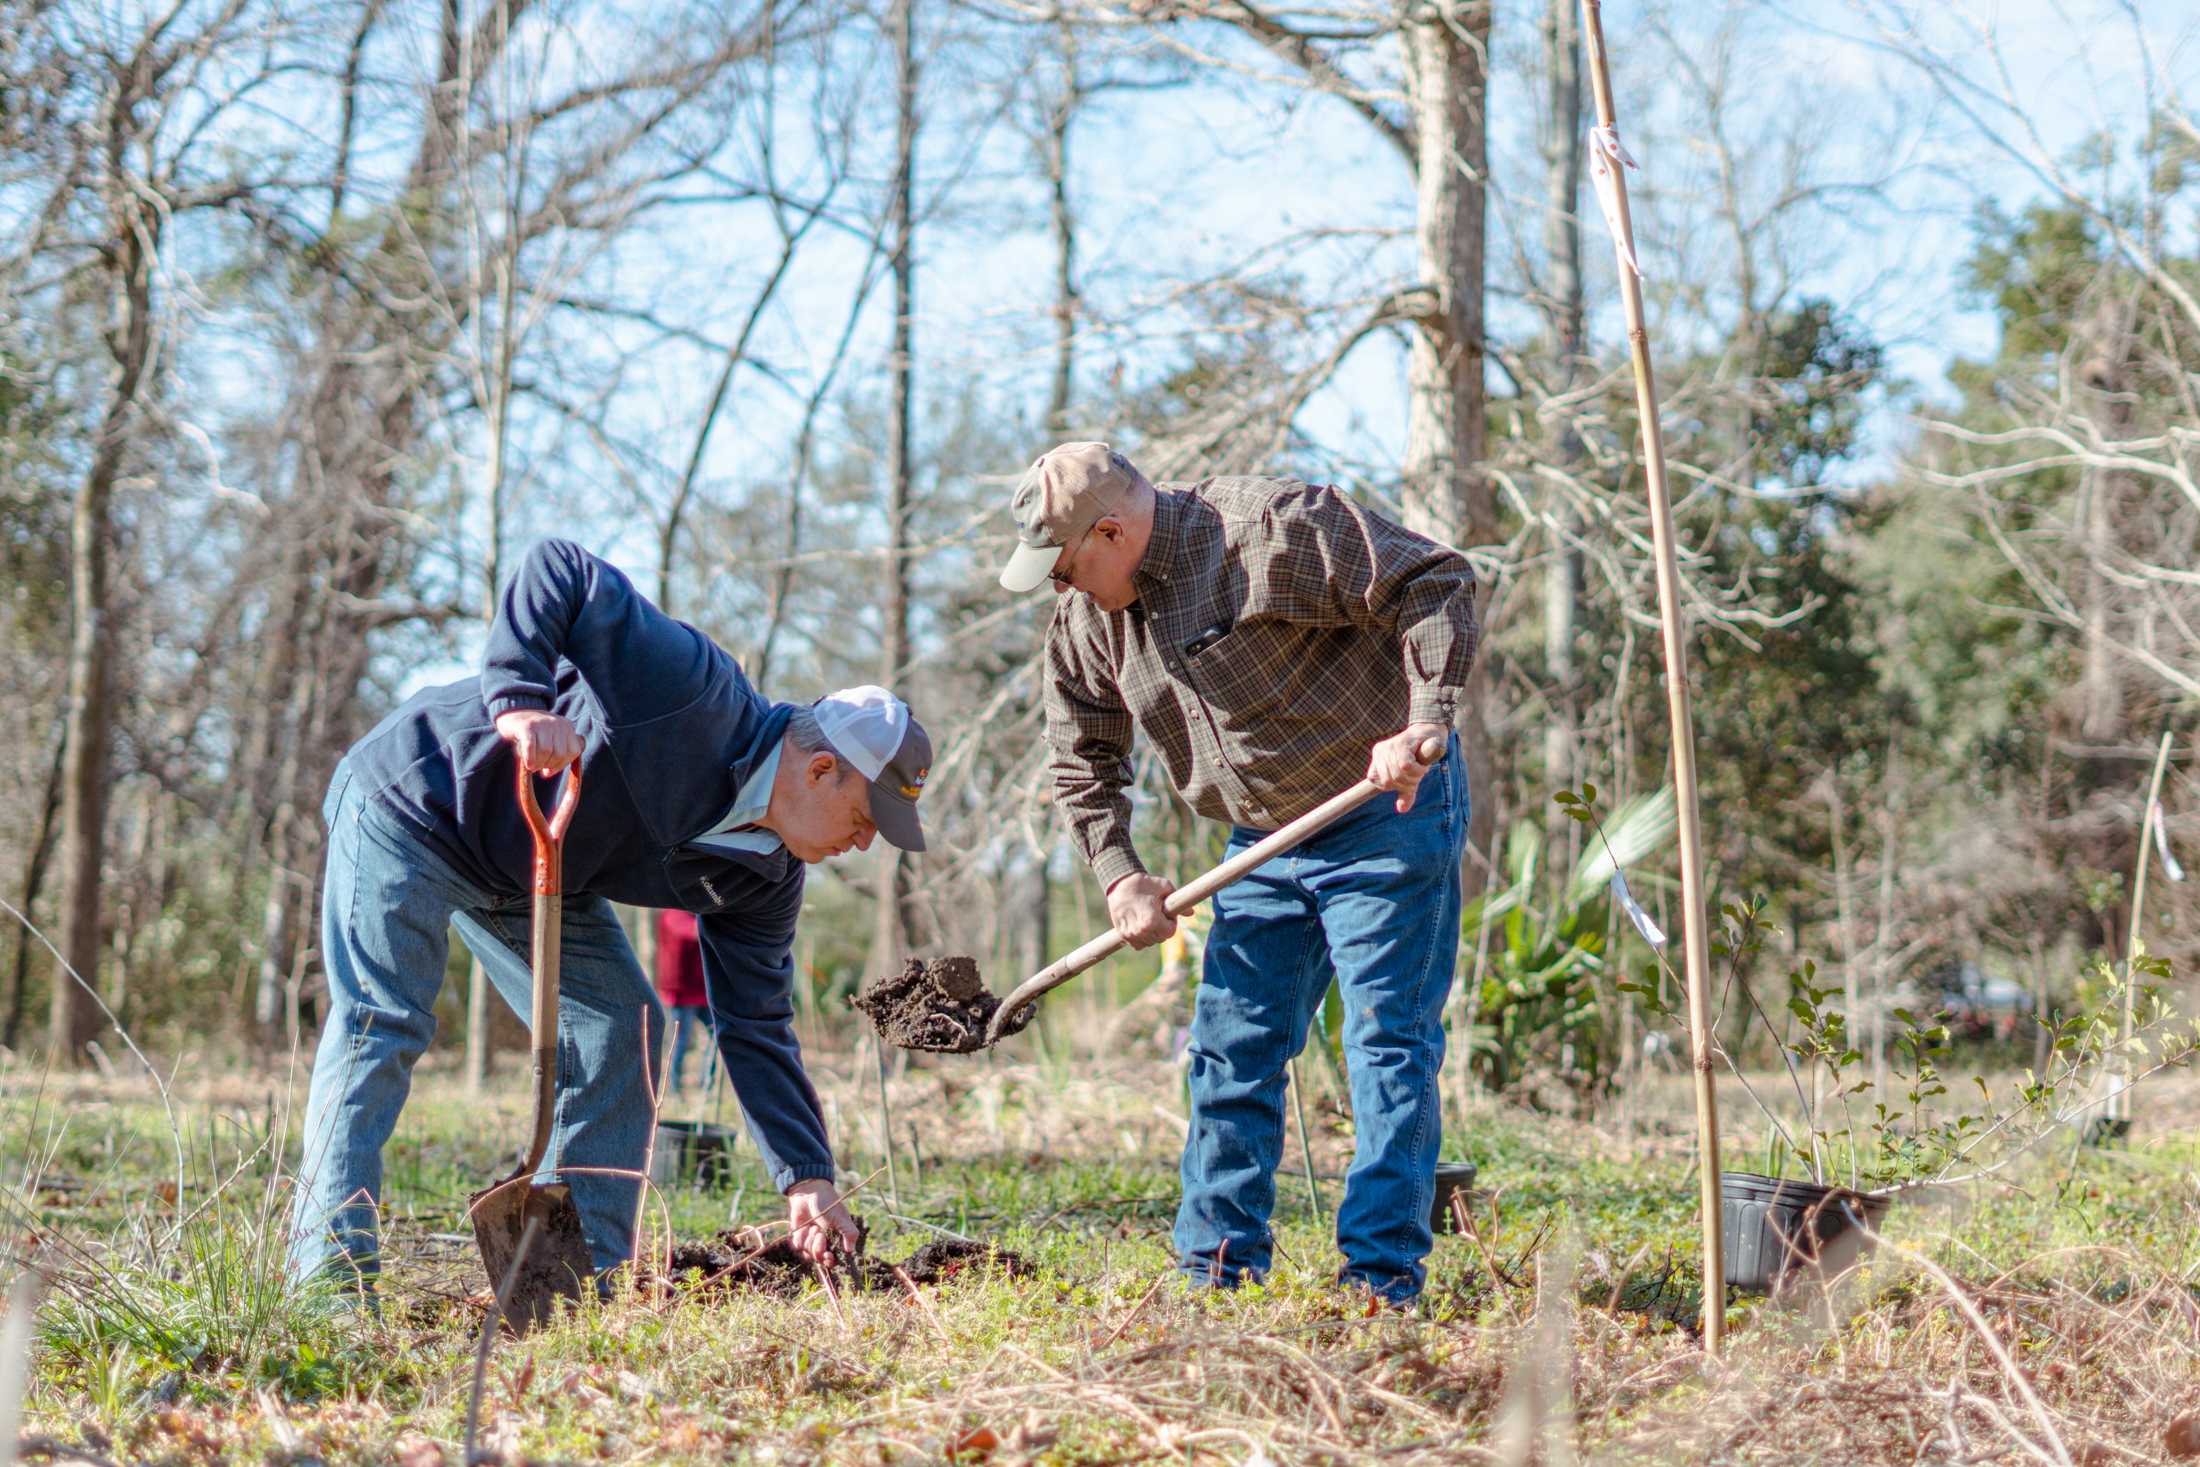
[
  {"xmin": 495, "ymin": 709, "xmax": 582, "ymax": 773},
  {"xmin": 1366, "ymin": 722, "xmax": 1449, "ymax": 814},
  {"xmin": 786, "ymin": 1179, "xmax": 864, "ymax": 1267},
  {"xmin": 1106, "ymin": 872, "xmax": 1177, "ymax": 950}
]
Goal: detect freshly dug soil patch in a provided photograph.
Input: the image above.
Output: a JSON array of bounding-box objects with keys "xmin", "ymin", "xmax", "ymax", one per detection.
[
  {"xmin": 852, "ymin": 955, "xmax": 1033, "ymax": 1053},
  {"xmin": 896, "ymin": 1239, "xmax": 1033, "ymax": 1285},
  {"xmin": 661, "ymin": 1232, "xmax": 840, "ymax": 1298},
  {"xmin": 655, "ymin": 1229, "xmax": 1030, "ymax": 1298}
]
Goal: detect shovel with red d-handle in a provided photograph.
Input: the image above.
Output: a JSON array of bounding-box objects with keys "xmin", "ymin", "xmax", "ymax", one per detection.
[{"xmin": 467, "ymin": 756, "xmax": 596, "ymax": 1334}]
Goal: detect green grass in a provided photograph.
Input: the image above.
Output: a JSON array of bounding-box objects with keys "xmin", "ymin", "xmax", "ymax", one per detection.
[{"xmin": 2, "ymin": 1055, "xmax": 2196, "ymax": 1464}]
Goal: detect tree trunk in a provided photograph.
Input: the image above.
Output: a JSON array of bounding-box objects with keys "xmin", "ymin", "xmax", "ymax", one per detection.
[
  {"xmin": 467, "ymin": 956, "xmax": 493, "ymax": 1094},
  {"xmin": 1045, "ymin": 22, "xmax": 1080, "ymax": 440},
  {"xmin": 871, "ymin": 0, "xmax": 920, "ymax": 971},
  {"xmin": 2075, "ymin": 295, "xmax": 2135, "ymax": 744},
  {"xmin": 1399, "ymin": 0, "xmax": 1496, "ymax": 868},
  {"xmin": 53, "ymin": 190, "xmax": 157, "ymax": 1066},
  {"xmin": 253, "ymin": 825, "xmax": 302, "ymax": 1039},
  {"xmin": 109, "ymin": 782, "xmax": 163, "ymax": 1030},
  {"xmin": 53, "ymin": 456, "xmax": 117, "ymax": 1065},
  {"xmin": 1539, "ymin": 0, "xmax": 1584, "ymax": 798},
  {"xmin": 464, "ymin": 188, "xmax": 523, "ymax": 1090},
  {"xmin": 3, "ymin": 720, "xmax": 68, "ymax": 1051},
  {"xmin": 254, "ymin": 596, "xmax": 324, "ymax": 1043},
  {"xmin": 1017, "ymin": 22, "xmax": 1082, "ymax": 980}
]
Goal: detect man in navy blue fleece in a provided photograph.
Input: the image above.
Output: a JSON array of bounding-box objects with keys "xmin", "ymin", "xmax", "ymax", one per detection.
[{"xmin": 288, "ymin": 538, "xmax": 933, "ymax": 1292}]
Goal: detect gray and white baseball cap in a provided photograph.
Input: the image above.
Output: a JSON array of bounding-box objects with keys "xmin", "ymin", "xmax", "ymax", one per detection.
[{"xmin": 812, "ymin": 685, "xmax": 931, "ymax": 852}]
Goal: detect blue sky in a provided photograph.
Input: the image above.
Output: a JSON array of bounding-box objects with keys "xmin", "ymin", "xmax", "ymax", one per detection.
[
  {"xmin": 358, "ymin": 0, "xmax": 2195, "ymax": 703},
  {"xmin": 644, "ymin": 0, "xmax": 2197, "ymax": 507}
]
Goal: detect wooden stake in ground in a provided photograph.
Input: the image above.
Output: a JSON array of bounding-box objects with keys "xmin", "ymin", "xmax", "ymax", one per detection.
[{"xmin": 1578, "ymin": 0, "xmax": 1726, "ymax": 1354}]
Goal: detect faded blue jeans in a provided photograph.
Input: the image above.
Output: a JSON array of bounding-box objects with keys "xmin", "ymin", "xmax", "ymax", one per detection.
[
  {"xmin": 288, "ymin": 758, "xmax": 664, "ymax": 1287},
  {"xmin": 665, "ymin": 1005, "xmax": 710, "ymax": 1093},
  {"xmin": 1175, "ymin": 738, "xmax": 1466, "ymax": 1303}
]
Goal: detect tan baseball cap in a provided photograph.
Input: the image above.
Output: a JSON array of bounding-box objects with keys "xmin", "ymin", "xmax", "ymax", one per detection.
[{"xmin": 997, "ymin": 442, "xmax": 1148, "ymax": 593}]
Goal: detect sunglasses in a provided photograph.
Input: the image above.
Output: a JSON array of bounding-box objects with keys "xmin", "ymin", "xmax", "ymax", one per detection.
[{"xmin": 1047, "ymin": 520, "xmax": 1101, "ymax": 590}]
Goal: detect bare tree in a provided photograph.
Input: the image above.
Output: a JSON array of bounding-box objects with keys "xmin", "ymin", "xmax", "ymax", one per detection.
[
  {"xmin": 11, "ymin": 0, "xmax": 295, "ymax": 1064},
  {"xmin": 1536, "ymin": 0, "xmax": 1585, "ymax": 796},
  {"xmin": 1005, "ymin": 0, "xmax": 1501, "ymax": 858},
  {"xmin": 872, "ymin": 0, "xmax": 922, "ymax": 971},
  {"xmin": 1855, "ymin": 0, "xmax": 2199, "ymax": 968},
  {"xmin": 215, "ymin": 0, "xmax": 803, "ymax": 1050}
]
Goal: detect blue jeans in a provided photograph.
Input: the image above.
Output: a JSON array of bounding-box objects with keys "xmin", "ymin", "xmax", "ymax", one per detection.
[
  {"xmin": 1174, "ymin": 740, "xmax": 1466, "ymax": 1303},
  {"xmin": 288, "ymin": 759, "xmax": 664, "ymax": 1285},
  {"xmin": 666, "ymin": 1005, "xmax": 710, "ymax": 1093}
]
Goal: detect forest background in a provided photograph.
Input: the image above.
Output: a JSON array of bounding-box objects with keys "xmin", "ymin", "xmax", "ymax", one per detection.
[{"xmin": 1, "ymin": 0, "xmax": 2195, "ymax": 1099}]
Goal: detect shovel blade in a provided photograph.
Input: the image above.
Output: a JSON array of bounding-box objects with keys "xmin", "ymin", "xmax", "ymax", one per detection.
[{"xmin": 469, "ymin": 1176, "xmax": 594, "ymax": 1335}]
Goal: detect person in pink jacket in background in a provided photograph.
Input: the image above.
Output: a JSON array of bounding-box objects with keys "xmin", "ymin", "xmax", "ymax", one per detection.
[{"xmin": 655, "ymin": 908, "xmax": 711, "ymax": 1094}]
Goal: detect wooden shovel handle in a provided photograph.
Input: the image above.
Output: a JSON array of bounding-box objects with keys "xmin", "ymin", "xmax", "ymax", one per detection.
[
  {"xmin": 985, "ymin": 737, "xmax": 1445, "ymax": 1042},
  {"xmin": 515, "ymin": 758, "xmax": 581, "ymax": 1176}
]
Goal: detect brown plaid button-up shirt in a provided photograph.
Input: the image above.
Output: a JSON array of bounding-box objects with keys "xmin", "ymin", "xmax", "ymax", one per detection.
[{"xmin": 1043, "ymin": 476, "xmax": 1478, "ymax": 890}]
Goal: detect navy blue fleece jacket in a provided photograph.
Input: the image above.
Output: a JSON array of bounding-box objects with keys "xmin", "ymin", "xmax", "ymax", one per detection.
[{"xmin": 340, "ymin": 538, "xmax": 834, "ymax": 1190}]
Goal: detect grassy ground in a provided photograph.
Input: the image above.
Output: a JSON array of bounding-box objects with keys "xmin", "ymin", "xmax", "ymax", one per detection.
[{"xmin": 2, "ymin": 1047, "xmax": 2196, "ymax": 1465}]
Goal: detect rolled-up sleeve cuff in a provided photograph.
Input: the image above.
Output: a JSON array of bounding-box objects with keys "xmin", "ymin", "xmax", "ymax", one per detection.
[
  {"xmin": 1090, "ymin": 843, "xmax": 1147, "ymax": 892},
  {"xmin": 1407, "ymin": 689, "xmax": 1459, "ymax": 727},
  {"xmin": 484, "ymin": 692, "xmax": 552, "ymax": 719},
  {"xmin": 772, "ymin": 1159, "xmax": 838, "ymax": 1192}
]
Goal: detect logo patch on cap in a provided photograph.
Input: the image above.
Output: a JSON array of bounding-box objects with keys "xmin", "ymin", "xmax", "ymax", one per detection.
[{"xmin": 899, "ymin": 765, "xmax": 928, "ymax": 799}]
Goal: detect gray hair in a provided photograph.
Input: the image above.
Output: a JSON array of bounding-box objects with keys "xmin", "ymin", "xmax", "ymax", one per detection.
[{"xmin": 786, "ymin": 706, "xmax": 833, "ymax": 755}]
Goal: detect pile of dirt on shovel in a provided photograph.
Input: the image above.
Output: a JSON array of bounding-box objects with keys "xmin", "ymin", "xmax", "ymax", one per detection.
[
  {"xmin": 656, "ymin": 1229, "xmax": 1031, "ymax": 1299},
  {"xmin": 851, "ymin": 955, "xmax": 1032, "ymax": 1053}
]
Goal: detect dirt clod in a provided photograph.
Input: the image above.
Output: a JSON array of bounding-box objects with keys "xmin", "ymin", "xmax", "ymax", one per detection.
[{"xmin": 852, "ymin": 956, "xmax": 1032, "ymax": 1053}]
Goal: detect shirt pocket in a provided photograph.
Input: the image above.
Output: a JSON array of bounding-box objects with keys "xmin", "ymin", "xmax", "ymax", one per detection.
[{"xmin": 1180, "ymin": 619, "xmax": 1296, "ymax": 725}]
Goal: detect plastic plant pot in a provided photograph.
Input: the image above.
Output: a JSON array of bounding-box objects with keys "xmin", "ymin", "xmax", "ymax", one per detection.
[
  {"xmin": 651, "ymin": 1119, "xmax": 739, "ymax": 1188},
  {"xmin": 1719, "ymin": 1170, "xmax": 1890, "ymax": 1297},
  {"xmin": 1431, "ymin": 1162, "xmax": 1478, "ymax": 1235},
  {"xmin": 2083, "ymin": 1115, "xmax": 2133, "ymax": 1148}
]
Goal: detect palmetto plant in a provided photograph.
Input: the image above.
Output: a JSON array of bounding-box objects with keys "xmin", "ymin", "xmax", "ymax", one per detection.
[{"xmin": 1457, "ymin": 787, "xmax": 1678, "ymax": 1097}]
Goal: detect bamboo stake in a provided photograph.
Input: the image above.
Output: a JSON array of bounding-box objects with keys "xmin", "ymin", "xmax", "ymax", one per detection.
[
  {"xmin": 1578, "ymin": 0, "xmax": 1726, "ymax": 1354},
  {"xmin": 1288, "ymin": 1057, "xmax": 1324, "ymax": 1218},
  {"xmin": 2115, "ymin": 729, "xmax": 2175, "ymax": 1122},
  {"xmin": 873, "ymin": 1032, "xmax": 902, "ymax": 1209}
]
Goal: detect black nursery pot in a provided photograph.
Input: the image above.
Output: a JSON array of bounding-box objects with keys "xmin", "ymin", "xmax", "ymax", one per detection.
[
  {"xmin": 2083, "ymin": 1115, "xmax": 2133, "ymax": 1147},
  {"xmin": 651, "ymin": 1119, "xmax": 739, "ymax": 1188},
  {"xmin": 1430, "ymin": 1162, "xmax": 1478, "ymax": 1234},
  {"xmin": 1719, "ymin": 1171, "xmax": 1891, "ymax": 1296}
]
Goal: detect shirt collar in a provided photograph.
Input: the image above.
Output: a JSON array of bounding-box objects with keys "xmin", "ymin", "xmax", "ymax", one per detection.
[
  {"xmin": 729, "ymin": 741, "xmax": 779, "ymax": 827},
  {"xmin": 1130, "ymin": 487, "xmax": 1193, "ymax": 602},
  {"xmin": 693, "ymin": 740, "xmax": 783, "ymax": 855}
]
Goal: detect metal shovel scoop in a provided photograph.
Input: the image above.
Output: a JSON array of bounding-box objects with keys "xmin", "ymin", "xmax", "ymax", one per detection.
[
  {"xmin": 977, "ymin": 736, "xmax": 1446, "ymax": 1045},
  {"xmin": 468, "ymin": 758, "xmax": 595, "ymax": 1334}
]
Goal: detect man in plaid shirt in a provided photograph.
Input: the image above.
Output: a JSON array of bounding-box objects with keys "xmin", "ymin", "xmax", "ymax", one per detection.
[{"xmin": 998, "ymin": 442, "xmax": 1478, "ymax": 1305}]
